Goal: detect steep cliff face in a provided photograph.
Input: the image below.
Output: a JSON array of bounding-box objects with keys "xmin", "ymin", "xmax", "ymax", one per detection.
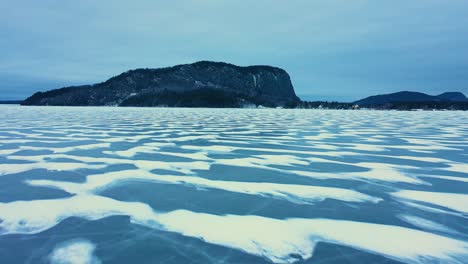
[{"xmin": 22, "ymin": 61, "xmax": 299, "ymax": 107}]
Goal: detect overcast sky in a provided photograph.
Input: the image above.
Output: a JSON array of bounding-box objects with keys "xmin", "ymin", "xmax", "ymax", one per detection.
[{"xmin": 1, "ymin": 0, "xmax": 468, "ymax": 101}]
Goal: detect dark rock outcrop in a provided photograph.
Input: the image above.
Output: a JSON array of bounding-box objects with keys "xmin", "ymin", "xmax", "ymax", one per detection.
[
  {"xmin": 354, "ymin": 91, "xmax": 467, "ymax": 106},
  {"xmin": 22, "ymin": 61, "xmax": 299, "ymax": 107}
]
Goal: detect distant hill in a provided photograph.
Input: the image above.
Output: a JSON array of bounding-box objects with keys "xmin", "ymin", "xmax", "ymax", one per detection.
[
  {"xmin": 22, "ymin": 61, "xmax": 299, "ymax": 108},
  {"xmin": 436, "ymin": 92, "xmax": 468, "ymax": 102},
  {"xmin": 354, "ymin": 91, "xmax": 467, "ymax": 106}
]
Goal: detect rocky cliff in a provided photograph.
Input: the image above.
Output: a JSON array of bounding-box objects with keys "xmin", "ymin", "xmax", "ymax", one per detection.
[{"xmin": 22, "ymin": 61, "xmax": 299, "ymax": 107}]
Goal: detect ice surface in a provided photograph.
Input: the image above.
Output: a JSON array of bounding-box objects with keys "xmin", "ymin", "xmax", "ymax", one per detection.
[{"xmin": 0, "ymin": 106, "xmax": 467, "ymax": 263}]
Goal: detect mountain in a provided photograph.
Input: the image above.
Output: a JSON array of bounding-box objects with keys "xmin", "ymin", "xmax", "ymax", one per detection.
[
  {"xmin": 22, "ymin": 61, "xmax": 299, "ymax": 107},
  {"xmin": 354, "ymin": 91, "xmax": 468, "ymax": 106},
  {"xmin": 436, "ymin": 92, "xmax": 468, "ymax": 102}
]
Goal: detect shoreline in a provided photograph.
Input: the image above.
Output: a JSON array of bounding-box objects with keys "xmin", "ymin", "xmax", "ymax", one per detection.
[{"xmin": 2, "ymin": 104, "xmax": 466, "ymax": 111}]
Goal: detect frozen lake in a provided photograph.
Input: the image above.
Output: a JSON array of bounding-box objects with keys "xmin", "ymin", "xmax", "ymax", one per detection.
[{"xmin": 0, "ymin": 105, "xmax": 467, "ymax": 263}]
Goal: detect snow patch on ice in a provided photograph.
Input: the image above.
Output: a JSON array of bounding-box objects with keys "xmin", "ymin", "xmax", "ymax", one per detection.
[
  {"xmin": 393, "ymin": 190, "xmax": 468, "ymax": 214},
  {"xmin": 27, "ymin": 170, "xmax": 381, "ymax": 204},
  {"xmin": 50, "ymin": 239, "xmax": 100, "ymax": 264},
  {"xmin": 0, "ymin": 196, "xmax": 466, "ymax": 264}
]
